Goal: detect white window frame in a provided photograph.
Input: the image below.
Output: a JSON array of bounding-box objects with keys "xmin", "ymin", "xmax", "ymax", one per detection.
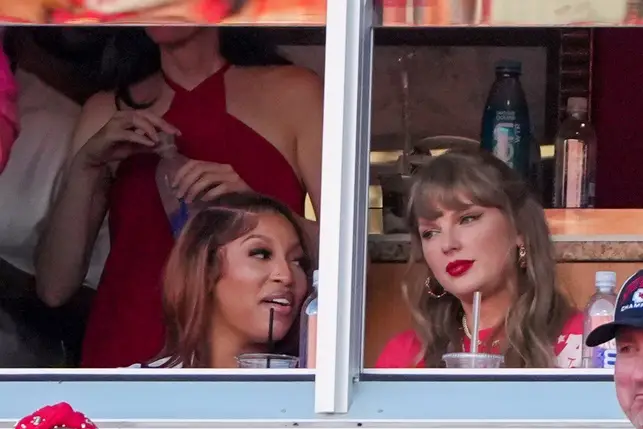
[{"xmin": 314, "ymin": 0, "xmax": 373, "ymax": 414}]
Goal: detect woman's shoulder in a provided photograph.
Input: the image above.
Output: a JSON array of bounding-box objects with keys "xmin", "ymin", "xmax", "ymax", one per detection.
[
  {"xmin": 375, "ymin": 330, "xmax": 423, "ymax": 369},
  {"xmin": 561, "ymin": 311, "xmax": 584, "ymax": 335},
  {"xmin": 241, "ymin": 65, "xmax": 322, "ymax": 98}
]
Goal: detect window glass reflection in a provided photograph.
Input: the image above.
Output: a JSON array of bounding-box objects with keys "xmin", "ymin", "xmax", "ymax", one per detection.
[{"xmin": 0, "ymin": 26, "xmax": 323, "ymax": 369}]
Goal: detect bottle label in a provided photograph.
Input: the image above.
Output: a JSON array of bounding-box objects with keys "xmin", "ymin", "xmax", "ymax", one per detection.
[
  {"xmin": 591, "ymin": 346, "xmax": 617, "ymax": 369},
  {"xmin": 588, "ymin": 315, "xmax": 616, "ymax": 368},
  {"xmin": 493, "ymin": 121, "xmax": 518, "ymax": 167},
  {"xmin": 562, "ymin": 138, "xmax": 587, "ymax": 208},
  {"xmin": 306, "ymin": 314, "xmax": 317, "ymax": 369},
  {"xmin": 169, "ymin": 200, "xmax": 190, "ymax": 238}
]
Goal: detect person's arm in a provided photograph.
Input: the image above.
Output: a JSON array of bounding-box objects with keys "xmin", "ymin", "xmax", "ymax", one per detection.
[
  {"xmin": 284, "ymin": 67, "xmax": 324, "ymax": 257},
  {"xmin": 36, "ymin": 93, "xmax": 178, "ymax": 307},
  {"xmin": 35, "ymin": 93, "xmax": 116, "ymax": 307}
]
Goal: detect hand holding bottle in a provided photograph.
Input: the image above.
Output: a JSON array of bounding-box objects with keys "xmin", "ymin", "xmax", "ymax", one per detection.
[
  {"xmin": 76, "ymin": 110, "xmax": 180, "ymax": 170},
  {"xmin": 171, "ymin": 160, "xmax": 252, "ymax": 203}
]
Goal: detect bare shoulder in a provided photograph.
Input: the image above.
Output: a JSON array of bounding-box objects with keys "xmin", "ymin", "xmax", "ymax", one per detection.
[
  {"xmin": 271, "ymin": 65, "xmax": 322, "ymax": 98},
  {"xmin": 239, "ymin": 65, "xmax": 323, "ymax": 100}
]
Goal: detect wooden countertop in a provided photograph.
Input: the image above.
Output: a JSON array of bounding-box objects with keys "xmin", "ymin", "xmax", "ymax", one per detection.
[{"xmin": 369, "ymin": 209, "xmax": 643, "ymax": 262}]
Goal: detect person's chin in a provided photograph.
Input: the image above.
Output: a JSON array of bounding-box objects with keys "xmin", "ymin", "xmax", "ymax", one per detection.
[
  {"xmin": 442, "ymin": 277, "xmax": 482, "ymax": 297},
  {"xmin": 253, "ymin": 323, "xmax": 291, "ymax": 343},
  {"xmin": 630, "ymin": 410, "xmax": 643, "ymax": 429}
]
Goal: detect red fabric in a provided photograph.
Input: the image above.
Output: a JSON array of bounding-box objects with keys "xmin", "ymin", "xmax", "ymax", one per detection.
[
  {"xmin": 81, "ymin": 64, "xmax": 306, "ymax": 368},
  {"xmin": 592, "ymin": 29, "xmax": 643, "ymax": 208},
  {"xmin": 15, "ymin": 403, "xmax": 97, "ymax": 429},
  {"xmin": 376, "ymin": 312, "xmax": 583, "ymax": 368},
  {"xmin": 0, "ymin": 42, "xmax": 18, "ymax": 174}
]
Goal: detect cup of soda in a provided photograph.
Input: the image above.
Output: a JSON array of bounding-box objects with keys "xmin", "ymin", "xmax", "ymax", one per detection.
[
  {"xmin": 236, "ymin": 353, "xmax": 299, "ymax": 369},
  {"xmin": 442, "ymin": 352, "xmax": 504, "ymax": 368}
]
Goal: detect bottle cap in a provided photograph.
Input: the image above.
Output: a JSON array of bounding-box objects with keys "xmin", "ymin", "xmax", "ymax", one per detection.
[
  {"xmin": 312, "ymin": 270, "xmax": 319, "ymax": 287},
  {"xmin": 495, "ymin": 60, "xmax": 522, "ymax": 74},
  {"xmin": 567, "ymin": 97, "xmax": 588, "ymax": 113},
  {"xmin": 596, "ymin": 271, "xmax": 617, "ymax": 288}
]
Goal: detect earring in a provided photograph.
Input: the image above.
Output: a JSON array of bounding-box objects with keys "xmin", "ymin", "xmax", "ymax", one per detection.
[
  {"xmin": 425, "ymin": 277, "xmax": 446, "ymax": 298},
  {"xmin": 518, "ymin": 244, "xmax": 527, "ymax": 269}
]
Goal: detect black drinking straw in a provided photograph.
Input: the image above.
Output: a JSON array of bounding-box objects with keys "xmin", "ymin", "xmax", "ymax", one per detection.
[{"xmin": 267, "ymin": 308, "xmax": 275, "ymax": 368}]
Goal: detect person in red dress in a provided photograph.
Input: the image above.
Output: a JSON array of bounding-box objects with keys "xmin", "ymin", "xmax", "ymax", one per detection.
[
  {"xmin": 376, "ymin": 149, "xmax": 582, "ymax": 369},
  {"xmin": 36, "ymin": 27, "xmax": 322, "ymax": 368}
]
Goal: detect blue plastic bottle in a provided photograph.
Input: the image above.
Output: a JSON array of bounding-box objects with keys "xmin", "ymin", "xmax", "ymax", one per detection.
[
  {"xmin": 480, "ymin": 60, "xmax": 532, "ymax": 178},
  {"xmin": 155, "ymin": 134, "xmax": 206, "ymax": 238}
]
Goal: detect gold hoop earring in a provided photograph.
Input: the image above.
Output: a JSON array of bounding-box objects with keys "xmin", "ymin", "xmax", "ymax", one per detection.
[
  {"xmin": 425, "ymin": 277, "xmax": 446, "ymax": 298},
  {"xmin": 518, "ymin": 244, "xmax": 527, "ymax": 269}
]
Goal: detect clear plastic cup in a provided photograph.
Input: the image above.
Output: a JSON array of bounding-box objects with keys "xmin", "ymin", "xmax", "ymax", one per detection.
[
  {"xmin": 442, "ymin": 352, "xmax": 504, "ymax": 368},
  {"xmin": 236, "ymin": 353, "xmax": 299, "ymax": 369}
]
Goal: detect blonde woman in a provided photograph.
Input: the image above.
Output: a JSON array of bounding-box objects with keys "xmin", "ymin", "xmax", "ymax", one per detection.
[{"xmin": 376, "ymin": 149, "xmax": 582, "ymax": 369}]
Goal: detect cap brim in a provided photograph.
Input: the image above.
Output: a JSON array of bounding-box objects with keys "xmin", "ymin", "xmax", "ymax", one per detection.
[{"xmin": 585, "ymin": 318, "xmax": 643, "ymax": 347}]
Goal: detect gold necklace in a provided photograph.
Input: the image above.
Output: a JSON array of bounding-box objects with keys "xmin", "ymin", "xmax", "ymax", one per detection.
[{"xmin": 462, "ymin": 315, "xmax": 501, "ymax": 347}]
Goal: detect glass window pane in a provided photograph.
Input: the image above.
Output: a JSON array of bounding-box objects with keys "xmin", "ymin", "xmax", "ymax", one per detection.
[{"xmin": 362, "ymin": 26, "xmax": 640, "ymax": 374}]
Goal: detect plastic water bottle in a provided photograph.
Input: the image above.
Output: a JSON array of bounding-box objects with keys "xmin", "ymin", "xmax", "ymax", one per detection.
[
  {"xmin": 553, "ymin": 97, "xmax": 597, "ymax": 208},
  {"xmin": 582, "ymin": 271, "xmax": 617, "ymax": 368},
  {"xmin": 299, "ymin": 270, "xmax": 319, "ymax": 369},
  {"xmin": 480, "ymin": 60, "xmax": 533, "ymax": 179},
  {"xmin": 155, "ymin": 134, "xmax": 204, "ymax": 238}
]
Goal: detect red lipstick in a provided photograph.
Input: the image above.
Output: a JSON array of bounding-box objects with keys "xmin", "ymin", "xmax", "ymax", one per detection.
[{"xmin": 446, "ymin": 260, "xmax": 474, "ymax": 277}]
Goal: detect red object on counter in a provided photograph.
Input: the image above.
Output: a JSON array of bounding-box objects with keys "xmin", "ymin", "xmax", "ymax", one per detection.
[
  {"xmin": 80, "ymin": 63, "xmax": 306, "ymax": 368},
  {"xmin": 14, "ymin": 403, "xmax": 97, "ymax": 429}
]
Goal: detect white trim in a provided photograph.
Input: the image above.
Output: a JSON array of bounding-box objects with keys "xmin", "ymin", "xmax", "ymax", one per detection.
[
  {"xmin": 315, "ymin": 0, "xmax": 373, "ymax": 415},
  {"xmin": 0, "ymin": 368, "xmax": 313, "ymax": 376},
  {"xmin": 0, "ymin": 368, "xmax": 609, "ymax": 377},
  {"xmin": 0, "ymin": 420, "xmax": 630, "ymax": 429},
  {"xmin": 360, "ymin": 368, "xmax": 614, "ymax": 376}
]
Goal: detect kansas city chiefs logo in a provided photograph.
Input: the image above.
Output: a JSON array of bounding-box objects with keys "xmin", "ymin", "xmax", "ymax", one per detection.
[{"xmin": 632, "ymin": 288, "xmax": 643, "ymax": 304}]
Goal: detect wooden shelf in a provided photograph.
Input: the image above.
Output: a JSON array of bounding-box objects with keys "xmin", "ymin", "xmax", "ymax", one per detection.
[{"xmin": 547, "ymin": 209, "xmax": 643, "ymax": 238}]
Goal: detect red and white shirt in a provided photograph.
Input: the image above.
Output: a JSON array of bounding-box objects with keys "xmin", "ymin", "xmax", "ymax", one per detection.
[{"xmin": 376, "ymin": 312, "xmax": 583, "ymax": 368}]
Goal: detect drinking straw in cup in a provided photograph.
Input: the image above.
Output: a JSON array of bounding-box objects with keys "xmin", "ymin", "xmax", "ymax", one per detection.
[
  {"xmin": 441, "ymin": 290, "xmax": 504, "ymax": 368},
  {"xmin": 235, "ymin": 306, "xmax": 299, "ymax": 368},
  {"xmin": 267, "ymin": 308, "xmax": 274, "ymax": 368},
  {"xmin": 471, "ymin": 291, "xmax": 481, "ymax": 354}
]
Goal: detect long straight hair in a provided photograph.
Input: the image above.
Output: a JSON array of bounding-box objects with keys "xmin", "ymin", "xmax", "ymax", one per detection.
[
  {"xmin": 159, "ymin": 192, "xmax": 312, "ymax": 368},
  {"xmin": 404, "ymin": 148, "xmax": 574, "ymax": 368},
  {"xmin": 99, "ymin": 27, "xmax": 292, "ymax": 108}
]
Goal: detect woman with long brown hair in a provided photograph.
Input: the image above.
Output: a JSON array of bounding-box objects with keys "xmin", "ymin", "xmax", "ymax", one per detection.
[
  {"xmin": 376, "ymin": 149, "xmax": 583, "ymax": 369},
  {"xmin": 132, "ymin": 192, "xmax": 312, "ymax": 368}
]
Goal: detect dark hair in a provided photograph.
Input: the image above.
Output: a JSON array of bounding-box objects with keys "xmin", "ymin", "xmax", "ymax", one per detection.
[
  {"xmin": 159, "ymin": 191, "xmax": 312, "ymax": 368},
  {"xmin": 3, "ymin": 27, "xmax": 115, "ymax": 75},
  {"xmin": 100, "ymin": 27, "xmax": 292, "ymax": 108}
]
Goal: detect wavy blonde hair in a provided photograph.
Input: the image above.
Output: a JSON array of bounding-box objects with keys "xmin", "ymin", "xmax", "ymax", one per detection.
[{"xmin": 403, "ymin": 149, "xmax": 574, "ymax": 368}]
